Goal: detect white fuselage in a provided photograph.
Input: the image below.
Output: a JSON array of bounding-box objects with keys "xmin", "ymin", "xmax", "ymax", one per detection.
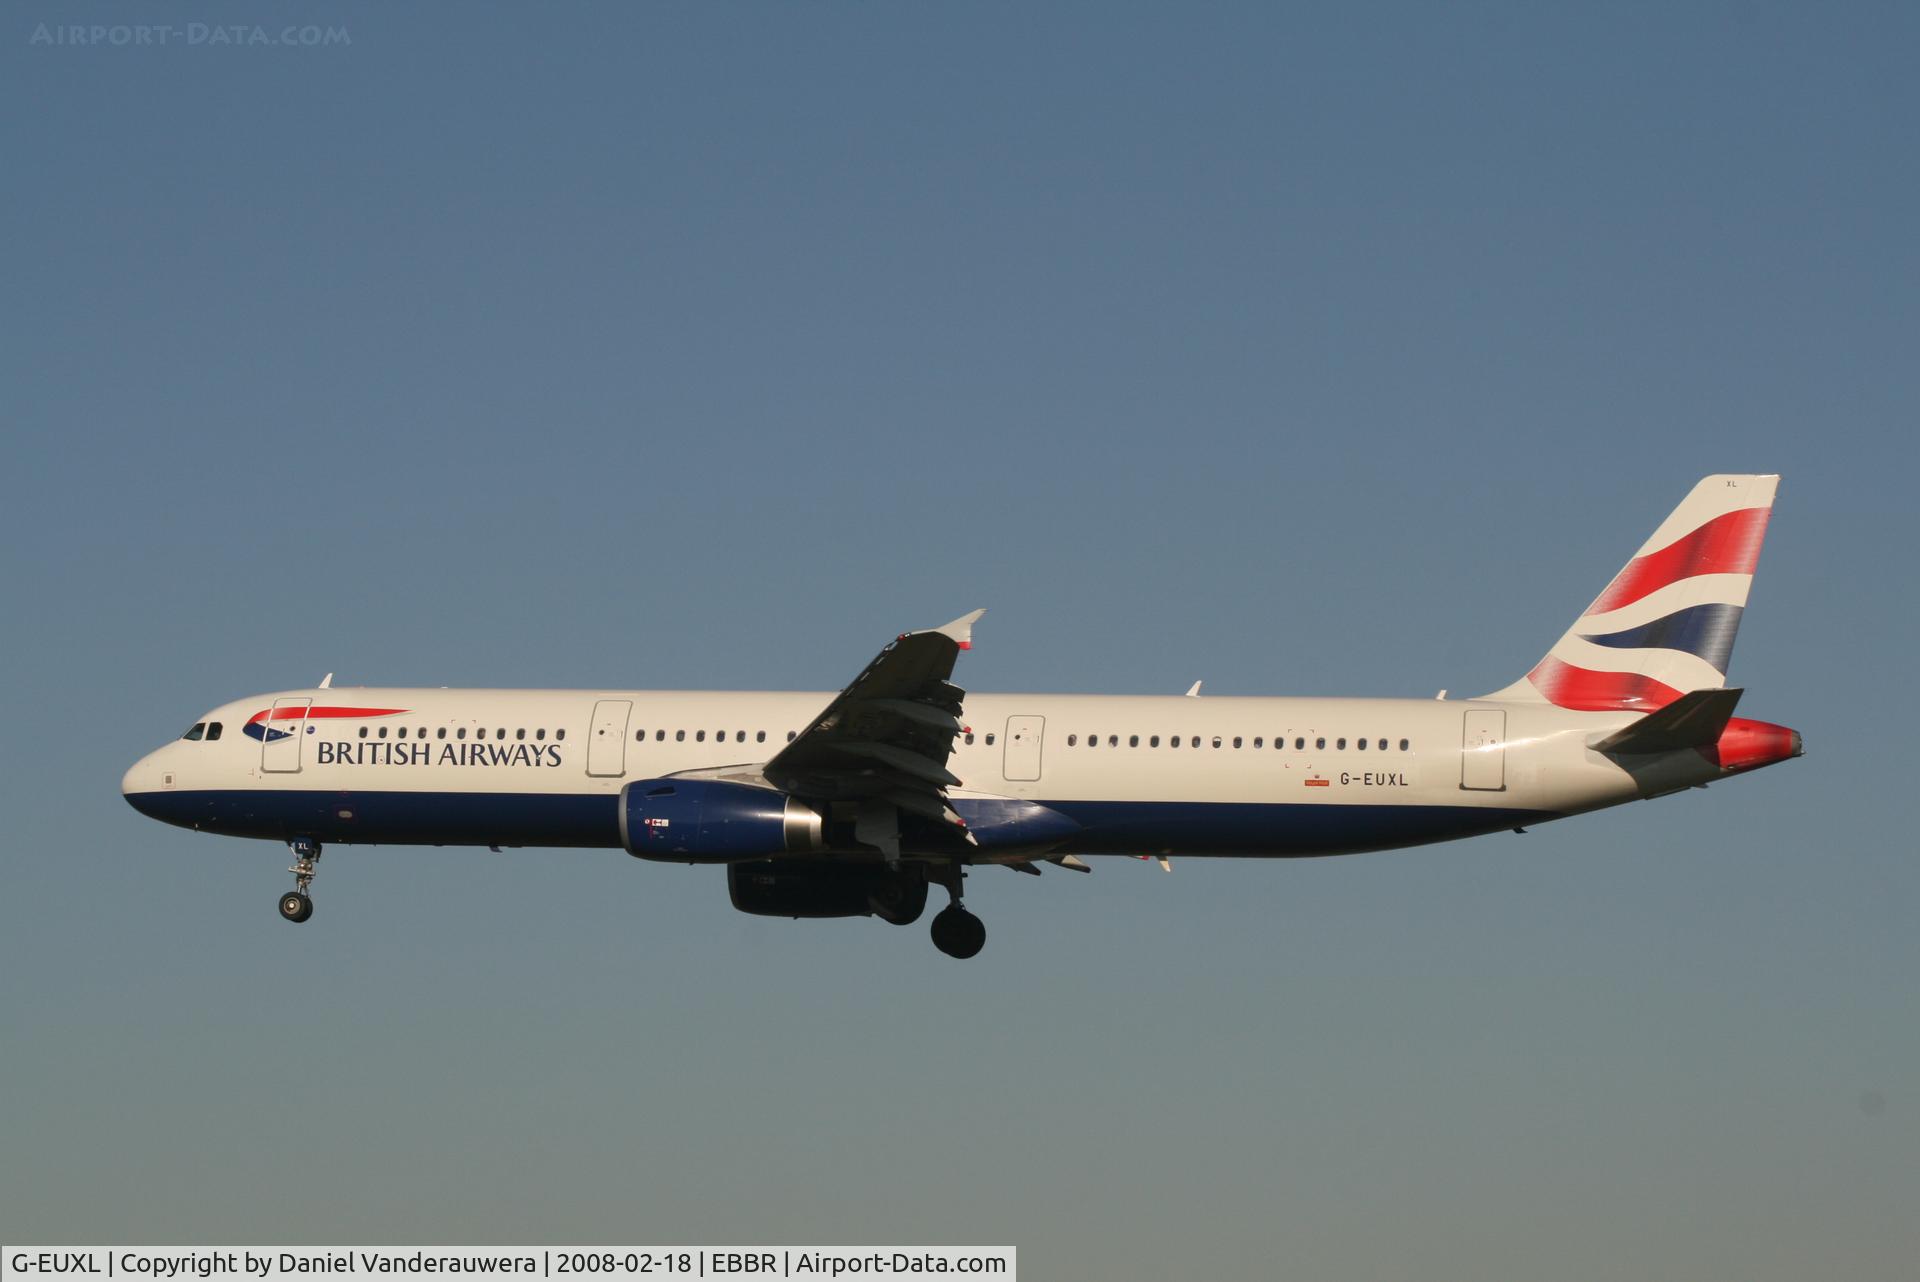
[{"xmin": 123, "ymin": 686, "xmax": 1666, "ymax": 860}]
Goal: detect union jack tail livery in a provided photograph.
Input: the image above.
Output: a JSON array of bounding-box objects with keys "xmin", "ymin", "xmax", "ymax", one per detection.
[{"xmin": 1487, "ymin": 474, "xmax": 1778, "ymax": 711}]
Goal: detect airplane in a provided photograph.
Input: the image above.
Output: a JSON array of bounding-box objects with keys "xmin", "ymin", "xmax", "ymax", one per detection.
[{"xmin": 121, "ymin": 474, "xmax": 1802, "ymax": 958}]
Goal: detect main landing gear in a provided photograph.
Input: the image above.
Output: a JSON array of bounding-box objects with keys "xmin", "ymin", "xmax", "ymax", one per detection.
[
  {"xmin": 929, "ymin": 861, "xmax": 986, "ymax": 960},
  {"xmin": 279, "ymin": 837, "xmax": 320, "ymax": 923}
]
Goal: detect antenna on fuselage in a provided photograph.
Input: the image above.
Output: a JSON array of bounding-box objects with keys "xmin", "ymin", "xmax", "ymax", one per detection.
[
  {"xmin": 318, "ymin": 673, "xmax": 334, "ymax": 689},
  {"xmin": 1185, "ymin": 681, "xmax": 1202, "ymax": 697}
]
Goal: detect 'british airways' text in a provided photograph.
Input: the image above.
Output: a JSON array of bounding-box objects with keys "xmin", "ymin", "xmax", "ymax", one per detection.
[{"xmin": 314, "ymin": 741, "xmax": 564, "ymax": 768}]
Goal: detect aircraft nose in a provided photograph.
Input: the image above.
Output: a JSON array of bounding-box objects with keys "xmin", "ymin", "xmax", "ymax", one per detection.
[{"xmin": 122, "ymin": 751, "xmax": 164, "ymax": 814}]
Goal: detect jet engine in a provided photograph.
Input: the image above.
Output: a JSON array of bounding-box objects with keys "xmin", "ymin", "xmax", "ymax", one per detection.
[
  {"xmin": 620, "ymin": 779, "xmax": 826, "ymax": 863},
  {"xmin": 727, "ymin": 858, "xmax": 929, "ymax": 924}
]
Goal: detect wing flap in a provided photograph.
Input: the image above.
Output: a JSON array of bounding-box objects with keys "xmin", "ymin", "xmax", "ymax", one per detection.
[{"xmin": 762, "ymin": 612, "xmax": 984, "ymax": 850}]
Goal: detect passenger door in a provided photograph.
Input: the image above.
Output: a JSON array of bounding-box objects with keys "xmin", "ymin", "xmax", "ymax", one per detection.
[
  {"xmin": 260, "ymin": 697, "xmax": 312, "ymax": 774},
  {"xmin": 1460, "ymin": 709, "xmax": 1507, "ymax": 791}
]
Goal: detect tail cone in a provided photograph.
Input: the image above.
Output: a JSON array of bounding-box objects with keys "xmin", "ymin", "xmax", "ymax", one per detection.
[{"xmin": 1713, "ymin": 718, "xmax": 1801, "ymax": 773}]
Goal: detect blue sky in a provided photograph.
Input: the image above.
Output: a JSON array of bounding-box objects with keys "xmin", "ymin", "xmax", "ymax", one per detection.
[{"xmin": 2, "ymin": 3, "xmax": 1915, "ymax": 1277}]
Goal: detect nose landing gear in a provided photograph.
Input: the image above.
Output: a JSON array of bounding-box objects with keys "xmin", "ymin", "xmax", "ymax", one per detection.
[
  {"xmin": 279, "ymin": 838, "xmax": 320, "ymax": 923},
  {"xmin": 929, "ymin": 861, "xmax": 986, "ymax": 959}
]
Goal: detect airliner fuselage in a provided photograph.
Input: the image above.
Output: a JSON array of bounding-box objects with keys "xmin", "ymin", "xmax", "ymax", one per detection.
[{"xmin": 122, "ymin": 689, "xmax": 1650, "ymax": 855}]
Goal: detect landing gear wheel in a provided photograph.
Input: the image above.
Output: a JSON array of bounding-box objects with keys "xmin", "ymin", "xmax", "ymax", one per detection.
[
  {"xmin": 930, "ymin": 905, "xmax": 986, "ymax": 959},
  {"xmin": 282, "ymin": 837, "xmax": 322, "ymax": 923}
]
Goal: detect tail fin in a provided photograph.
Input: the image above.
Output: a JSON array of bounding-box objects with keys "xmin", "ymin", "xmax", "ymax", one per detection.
[{"xmin": 1483, "ymin": 474, "xmax": 1779, "ymax": 710}]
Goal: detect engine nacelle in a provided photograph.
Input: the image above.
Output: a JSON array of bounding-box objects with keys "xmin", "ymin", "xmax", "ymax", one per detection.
[
  {"xmin": 620, "ymin": 779, "xmax": 825, "ymax": 863},
  {"xmin": 727, "ymin": 859, "xmax": 929, "ymax": 922}
]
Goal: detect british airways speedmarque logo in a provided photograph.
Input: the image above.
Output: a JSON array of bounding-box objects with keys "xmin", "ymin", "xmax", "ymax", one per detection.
[{"xmin": 243, "ymin": 705, "xmax": 408, "ymax": 742}]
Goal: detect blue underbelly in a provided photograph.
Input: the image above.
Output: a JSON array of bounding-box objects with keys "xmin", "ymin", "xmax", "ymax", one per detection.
[
  {"xmin": 128, "ymin": 788, "xmax": 1552, "ymax": 857},
  {"xmin": 126, "ymin": 788, "xmax": 621, "ymax": 848},
  {"xmin": 1040, "ymin": 798, "xmax": 1551, "ymax": 856}
]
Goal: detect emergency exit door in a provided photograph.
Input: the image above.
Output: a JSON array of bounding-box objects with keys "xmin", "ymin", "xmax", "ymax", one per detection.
[
  {"xmin": 1003, "ymin": 715, "xmax": 1045, "ymax": 782},
  {"xmin": 586, "ymin": 699, "xmax": 633, "ymax": 777},
  {"xmin": 1460, "ymin": 709, "xmax": 1507, "ymax": 791}
]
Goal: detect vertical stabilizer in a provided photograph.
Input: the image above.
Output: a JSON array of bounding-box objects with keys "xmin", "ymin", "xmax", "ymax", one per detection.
[{"xmin": 1483, "ymin": 475, "xmax": 1778, "ymax": 710}]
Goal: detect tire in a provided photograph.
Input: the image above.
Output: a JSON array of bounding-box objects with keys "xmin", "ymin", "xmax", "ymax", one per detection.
[
  {"xmin": 279, "ymin": 891, "xmax": 313, "ymax": 923},
  {"xmin": 929, "ymin": 905, "xmax": 986, "ymax": 959}
]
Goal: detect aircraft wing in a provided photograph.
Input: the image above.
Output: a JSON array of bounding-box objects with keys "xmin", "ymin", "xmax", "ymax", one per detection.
[{"xmin": 763, "ymin": 610, "xmax": 984, "ymax": 849}]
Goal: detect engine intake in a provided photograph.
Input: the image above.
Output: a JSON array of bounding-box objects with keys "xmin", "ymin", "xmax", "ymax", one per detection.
[{"xmin": 620, "ymin": 779, "xmax": 825, "ymax": 863}]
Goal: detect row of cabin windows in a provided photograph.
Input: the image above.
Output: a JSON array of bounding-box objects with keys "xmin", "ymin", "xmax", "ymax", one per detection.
[
  {"xmin": 187, "ymin": 718, "xmax": 1408, "ymax": 756},
  {"xmin": 357, "ymin": 725, "xmax": 568, "ymax": 741},
  {"xmin": 631, "ymin": 729, "xmax": 800, "ymax": 744},
  {"xmin": 1063, "ymin": 733, "xmax": 1412, "ymax": 751}
]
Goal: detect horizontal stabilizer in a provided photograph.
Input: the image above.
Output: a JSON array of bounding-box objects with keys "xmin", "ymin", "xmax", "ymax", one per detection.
[{"xmin": 1593, "ymin": 687, "xmax": 1743, "ymax": 755}]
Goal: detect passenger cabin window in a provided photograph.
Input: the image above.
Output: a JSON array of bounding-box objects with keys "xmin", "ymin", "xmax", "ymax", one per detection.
[
  {"xmin": 1130, "ymin": 735, "xmax": 1140, "ymax": 747},
  {"xmin": 437, "ymin": 728, "xmax": 447, "ymax": 740},
  {"xmin": 516, "ymin": 729, "xmax": 526, "ymax": 741},
  {"xmin": 1068, "ymin": 735, "xmax": 1078, "ymax": 746},
  {"xmin": 457, "ymin": 728, "xmax": 467, "ymax": 740},
  {"xmin": 536, "ymin": 729, "xmax": 546, "ymax": 740},
  {"xmin": 985, "ymin": 733, "xmax": 996, "ymax": 746},
  {"xmin": 1150, "ymin": 736, "xmax": 1160, "ymax": 747},
  {"xmin": 656, "ymin": 730, "xmax": 666, "ymax": 741},
  {"xmin": 1315, "ymin": 737, "xmax": 1326, "ymax": 749},
  {"xmin": 182, "ymin": 722, "xmax": 205, "ymax": 741},
  {"xmin": 1400, "ymin": 738, "xmax": 1410, "ymax": 750},
  {"xmin": 756, "ymin": 731, "xmax": 766, "ymax": 743},
  {"xmin": 378, "ymin": 727, "xmax": 389, "ymax": 739},
  {"xmin": 476, "ymin": 728, "xmax": 486, "ymax": 740},
  {"xmin": 555, "ymin": 729, "xmax": 565, "ymax": 741},
  {"xmin": 676, "ymin": 730, "xmax": 686, "ymax": 742}
]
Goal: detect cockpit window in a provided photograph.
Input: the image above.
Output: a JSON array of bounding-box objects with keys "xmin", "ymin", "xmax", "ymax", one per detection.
[
  {"xmin": 205, "ymin": 722, "xmax": 223, "ymax": 741},
  {"xmin": 182, "ymin": 723, "xmax": 206, "ymax": 741}
]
